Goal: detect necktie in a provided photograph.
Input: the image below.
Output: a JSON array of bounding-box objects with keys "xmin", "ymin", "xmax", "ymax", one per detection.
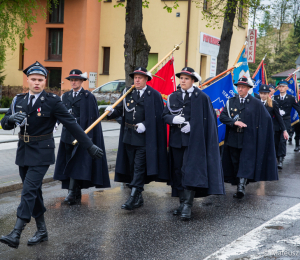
[
  {"xmin": 241, "ymin": 98, "xmax": 244, "ymax": 104},
  {"xmin": 137, "ymin": 90, "xmax": 140, "ymax": 99},
  {"xmin": 281, "ymin": 96, "xmax": 284, "ymax": 100},
  {"xmin": 28, "ymin": 95, "xmax": 35, "ymax": 111},
  {"xmin": 184, "ymin": 91, "xmax": 189, "ymax": 102},
  {"xmin": 73, "ymin": 92, "xmax": 78, "ymax": 99}
]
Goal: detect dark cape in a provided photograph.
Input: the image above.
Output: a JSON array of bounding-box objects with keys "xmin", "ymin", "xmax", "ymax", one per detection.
[
  {"xmin": 114, "ymin": 86, "xmax": 169, "ymax": 184},
  {"xmin": 169, "ymin": 88, "xmax": 225, "ymax": 197},
  {"xmin": 223, "ymin": 95, "xmax": 278, "ymax": 183},
  {"xmin": 53, "ymin": 91, "xmax": 110, "ymax": 189}
]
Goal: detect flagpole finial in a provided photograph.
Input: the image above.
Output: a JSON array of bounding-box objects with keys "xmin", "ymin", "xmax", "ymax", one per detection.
[
  {"xmin": 263, "ymin": 53, "xmax": 267, "ymax": 60},
  {"xmin": 234, "ymin": 62, "xmax": 243, "ymax": 68},
  {"xmin": 244, "ymin": 41, "xmax": 248, "ymax": 45}
]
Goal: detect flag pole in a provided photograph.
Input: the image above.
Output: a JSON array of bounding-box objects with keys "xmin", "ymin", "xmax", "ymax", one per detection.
[
  {"xmin": 263, "ymin": 63, "xmax": 268, "ymax": 85},
  {"xmin": 252, "ymin": 53, "xmax": 267, "ymax": 78},
  {"xmin": 234, "ymin": 41, "xmax": 247, "ymax": 65},
  {"xmin": 72, "ymin": 43, "xmax": 182, "ymax": 145},
  {"xmin": 200, "ymin": 62, "xmax": 243, "ymax": 90}
]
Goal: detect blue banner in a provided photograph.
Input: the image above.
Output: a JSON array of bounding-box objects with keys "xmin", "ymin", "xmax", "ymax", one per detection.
[
  {"xmin": 233, "ymin": 48, "xmax": 250, "ymax": 86},
  {"xmin": 253, "ymin": 66, "xmax": 262, "ymax": 94},
  {"xmin": 274, "ymin": 76, "xmax": 299, "ymax": 125},
  {"xmin": 202, "ymin": 73, "xmax": 235, "ymax": 144}
]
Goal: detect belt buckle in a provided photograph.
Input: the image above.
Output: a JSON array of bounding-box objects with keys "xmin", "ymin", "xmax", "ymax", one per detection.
[{"xmin": 24, "ymin": 135, "xmax": 29, "ymax": 143}]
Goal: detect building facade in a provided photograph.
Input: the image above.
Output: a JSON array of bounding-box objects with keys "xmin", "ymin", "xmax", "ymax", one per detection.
[{"xmin": 3, "ymin": 0, "xmax": 248, "ymax": 91}]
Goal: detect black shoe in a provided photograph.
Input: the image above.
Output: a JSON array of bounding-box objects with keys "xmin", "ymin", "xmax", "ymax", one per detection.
[
  {"xmin": 288, "ymin": 137, "xmax": 292, "ymax": 144},
  {"xmin": 277, "ymin": 157, "xmax": 283, "ymax": 169},
  {"xmin": 173, "ymin": 190, "xmax": 185, "ymax": 215},
  {"xmin": 121, "ymin": 187, "xmax": 140, "ymax": 210},
  {"xmin": 233, "ymin": 178, "xmax": 247, "ymax": 199},
  {"xmin": 180, "ymin": 189, "xmax": 196, "ymax": 220},
  {"xmin": 0, "ymin": 218, "xmax": 26, "ymax": 249},
  {"xmin": 64, "ymin": 178, "xmax": 81, "ymax": 205},
  {"xmin": 133, "ymin": 192, "xmax": 144, "ymax": 208},
  {"xmin": 27, "ymin": 215, "xmax": 48, "ymax": 246}
]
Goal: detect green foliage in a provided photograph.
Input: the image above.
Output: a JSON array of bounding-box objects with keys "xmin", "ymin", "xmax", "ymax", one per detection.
[
  {"xmin": 0, "ymin": 96, "xmax": 13, "ymax": 108},
  {"xmin": 0, "ymin": 70, "xmax": 6, "ymax": 85},
  {"xmin": 0, "ymin": 0, "xmax": 56, "ymax": 69},
  {"xmin": 0, "ymin": 113, "xmax": 4, "ymax": 129}
]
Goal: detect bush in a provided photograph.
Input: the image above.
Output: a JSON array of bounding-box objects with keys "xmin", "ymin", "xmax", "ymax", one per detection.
[
  {"xmin": 97, "ymin": 100, "xmax": 110, "ymax": 119},
  {"xmin": 0, "ymin": 96, "xmax": 13, "ymax": 108}
]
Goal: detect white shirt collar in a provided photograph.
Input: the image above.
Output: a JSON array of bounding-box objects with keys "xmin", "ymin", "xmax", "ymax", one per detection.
[
  {"xmin": 136, "ymin": 85, "xmax": 147, "ymax": 96},
  {"xmin": 28, "ymin": 91, "xmax": 42, "ymax": 104},
  {"xmin": 181, "ymin": 86, "xmax": 194, "ymax": 93},
  {"xmin": 280, "ymin": 93, "xmax": 287, "ymax": 99},
  {"xmin": 239, "ymin": 94, "xmax": 248, "ymax": 101},
  {"xmin": 73, "ymin": 87, "xmax": 82, "ymax": 96},
  {"xmin": 261, "ymin": 100, "xmax": 266, "ymax": 105}
]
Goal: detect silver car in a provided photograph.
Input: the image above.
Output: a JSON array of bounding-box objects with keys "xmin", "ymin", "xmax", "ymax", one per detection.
[{"xmin": 92, "ymin": 80, "xmax": 126, "ymax": 104}]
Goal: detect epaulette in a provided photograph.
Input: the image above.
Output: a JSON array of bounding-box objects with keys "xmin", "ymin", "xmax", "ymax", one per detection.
[
  {"xmin": 16, "ymin": 93, "xmax": 26, "ymax": 96},
  {"xmin": 47, "ymin": 93, "xmax": 59, "ymax": 98}
]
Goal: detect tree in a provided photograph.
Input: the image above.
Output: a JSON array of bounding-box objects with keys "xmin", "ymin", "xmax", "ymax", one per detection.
[{"xmin": 0, "ymin": 0, "xmax": 55, "ymax": 70}]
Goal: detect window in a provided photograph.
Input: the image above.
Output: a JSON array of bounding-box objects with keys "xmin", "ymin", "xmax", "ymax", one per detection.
[
  {"xmin": 117, "ymin": 82, "xmax": 126, "ymax": 92},
  {"xmin": 46, "ymin": 67, "xmax": 62, "ymax": 89},
  {"xmin": 102, "ymin": 47, "xmax": 110, "ymax": 75},
  {"xmin": 49, "ymin": 0, "xmax": 64, "ymax": 23},
  {"xmin": 19, "ymin": 43, "xmax": 24, "ymax": 70},
  {"xmin": 99, "ymin": 82, "xmax": 119, "ymax": 92},
  {"xmin": 147, "ymin": 53, "xmax": 158, "ymax": 72},
  {"xmin": 48, "ymin": 29, "xmax": 63, "ymax": 60},
  {"xmin": 238, "ymin": 1, "xmax": 244, "ymax": 28}
]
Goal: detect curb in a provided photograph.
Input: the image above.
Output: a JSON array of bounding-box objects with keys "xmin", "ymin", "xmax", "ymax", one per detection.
[{"xmin": 0, "ymin": 163, "xmax": 116, "ymax": 195}]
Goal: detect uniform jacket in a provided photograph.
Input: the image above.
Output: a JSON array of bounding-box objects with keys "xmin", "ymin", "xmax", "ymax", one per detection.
[
  {"xmin": 60, "ymin": 88, "xmax": 84, "ymax": 144},
  {"xmin": 273, "ymin": 94, "xmax": 300, "ymax": 131},
  {"xmin": 1, "ymin": 90, "xmax": 93, "ymax": 167},
  {"xmin": 108, "ymin": 85, "xmax": 169, "ymax": 183},
  {"xmin": 265, "ymin": 100, "xmax": 286, "ymax": 132},
  {"xmin": 219, "ymin": 95, "xmax": 246, "ymax": 149},
  {"xmin": 162, "ymin": 89, "xmax": 191, "ymax": 148},
  {"xmin": 163, "ymin": 87, "xmax": 225, "ymax": 197},
  {"xmin": 54, "ymin": 89, "xmax": 110, "ymax": 189},
  {"xmin": 220, "ymin": 94, "xmax": 278, "ymax": 182}
]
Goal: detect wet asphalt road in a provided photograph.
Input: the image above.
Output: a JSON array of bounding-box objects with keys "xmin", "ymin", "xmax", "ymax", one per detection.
[{"xmin": 1, "ymin": 144, "xmax": 300, "ymax": 260}]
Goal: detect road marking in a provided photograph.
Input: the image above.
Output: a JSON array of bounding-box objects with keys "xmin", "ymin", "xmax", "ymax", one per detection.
[{"xmin": 204, "ymin": 202, "xmax": 300, "ymax": 260}]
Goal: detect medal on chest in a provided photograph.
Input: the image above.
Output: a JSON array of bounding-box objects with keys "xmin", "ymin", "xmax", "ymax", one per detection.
[{"xmin": 37, "ymin": 107, "xmax": 41, "ymax": 116}]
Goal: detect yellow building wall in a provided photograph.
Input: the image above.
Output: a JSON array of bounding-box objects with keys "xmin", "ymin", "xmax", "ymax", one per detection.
[
  {"xmin": 3, "ymin": 41, "xmax": 24, "ymax": 86},
  {"xmin": 98, "ymin": 1, "xmax": 248, "ymax": 87}
]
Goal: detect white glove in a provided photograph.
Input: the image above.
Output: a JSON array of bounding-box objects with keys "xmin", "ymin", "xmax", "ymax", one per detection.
[
  {"xmin": 53, "ymin": 123, "xmax": 59, "ymax": 133},
  {"xmin": 181, "ymin": 122, "xmax": 190, "ymax": 133},
  {"xmin": 172, "ymin": 115, "xmax": 186, "ymax": 124},
  {"xmin": 279, "ymin": 109, "xmax": 285, "ymax": 116},
  {"xmin": 136, "ymin": 123, "xmax": 146, "ymax": 133},
  {"xmin": 105, "ymin": 106, "xmax": 114, "ymax": 116}
]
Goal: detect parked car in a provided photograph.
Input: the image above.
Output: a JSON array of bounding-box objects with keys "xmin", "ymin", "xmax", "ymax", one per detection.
[{"xmin": 92, "ymin": 80, "xmax": 126, "ymax": 104}]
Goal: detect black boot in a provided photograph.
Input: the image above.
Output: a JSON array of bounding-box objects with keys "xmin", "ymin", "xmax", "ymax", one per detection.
[
  {"xmin": 294, "ymin": 139, "xmax": 300, "ymax": 151},
  {"xmin": 134, "ymin": 192, "xmax": 144, "ymax": 208},
  {"xmin": 0, "ymin": 218, "xmax": 26, "ymax": 249},
  {"xmin": 180, "ymin": 189, "xmax": 196, "ymax": 220},
  {"xmin": 121, "ymin": 187, "xmax": 140, "ymax": 210},
  {"xmin": 278, "ymin": 157, "xmax": 283, "ymax": 169},
  {"xmin": 27, "ymin": 215, "xmax": 48, "ymax": 246},
  {"xmin": 64, "ymin": 178, "xmax": 81, "ymax": 205},
  {"xmin": 173, "ymin": 190, "xmax": 185, "ymax": 215},
  {"xmin": 233, "ymin": 178, "xmax": 247, "ymax": 198}
]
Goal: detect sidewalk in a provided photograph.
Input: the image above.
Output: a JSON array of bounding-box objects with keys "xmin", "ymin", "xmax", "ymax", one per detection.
[{"xmin": 0, "ymin": 121, "xmax": 120, "ymax": 194}]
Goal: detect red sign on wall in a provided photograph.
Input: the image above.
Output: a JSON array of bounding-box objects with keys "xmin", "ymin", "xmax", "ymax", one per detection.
[{"xmin": 247, "ymin": 29, "xmax": 257, "ymax": 63}]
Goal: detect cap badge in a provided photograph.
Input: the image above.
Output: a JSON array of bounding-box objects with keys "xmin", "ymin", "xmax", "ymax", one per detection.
[
  {"xmin": 72, "ymin": 71, "xmax": 75, "ymax": 74},
  {"xmin": 139, "ymin": 67, "xmax": 141, "ymax": 70},
  {"xmin": 41, "ymin": 97, "xmax": 45, "ymax": 101}
]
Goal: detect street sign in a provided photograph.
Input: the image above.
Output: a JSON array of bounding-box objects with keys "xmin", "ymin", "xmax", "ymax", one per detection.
[
  {"xmin": 89, "ymin": 72, "xmax": 97, "ymax": 89},
  {"xmin": 247, "ymin": 29, "xmax": 257, "ymax": 63}
]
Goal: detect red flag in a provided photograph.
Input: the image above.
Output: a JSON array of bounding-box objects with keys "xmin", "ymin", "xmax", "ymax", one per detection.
[
  {"xmin": 148, "ymin": 57, "xmax": 176, "ymax": 146},
  {"xmin": 148, "ymin": 57, "xmax": 176, "ymax": 105}
]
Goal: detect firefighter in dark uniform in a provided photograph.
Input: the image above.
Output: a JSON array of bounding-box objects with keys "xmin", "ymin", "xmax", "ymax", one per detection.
[
  {"xmin": 163, "ymin": 67, "xmax": 225, "ymax": 220},
  {"xmin": 258, "ymin": 84, "xmax": 289, "ymax": 161},
  {"xmin": 105, "ymin": 67, "xmax": 168, "ymax": 211},
  {"xmin": 273, "ymin": 80, "xmax": 300, "ymax": 168},
  {"xmin": 0, "ymin": 61, "xmax": 103, "ymax": 249},
  {"xmin": 220, "ymin": 77, "xmax": 278, "ymax": 198}
]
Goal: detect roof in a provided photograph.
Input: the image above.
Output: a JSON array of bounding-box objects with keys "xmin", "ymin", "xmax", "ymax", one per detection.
[
  {"xmin": 271, "ymin": 68, "xmax": 295, "ymax": 78},
  {"xmin": 296, "ymin": 55, "xmax": 300, "ymax": 65}
]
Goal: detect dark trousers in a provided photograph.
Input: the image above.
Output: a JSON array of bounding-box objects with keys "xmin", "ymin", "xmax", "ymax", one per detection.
[
  {"xmin": 228, "ymin": 146, "xmax": 242, "ymax": 179},
  {"xmin": 294, "ymin": 123, "xmax": 300, "ymax": 141},
  {"xmin": 274, "ymin": 131, "xmax": 286, "ymax": 157},
  {"xmin": 17, "ymin": 165, "xmax": 49, "ymax": 222},
  {"xmin": 170, "ymin": 146, "xmax": 196, "ymax": 191},
  {"xmin": 125, "ymin": 144, "xmax": 146, "ymax": 192}
]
